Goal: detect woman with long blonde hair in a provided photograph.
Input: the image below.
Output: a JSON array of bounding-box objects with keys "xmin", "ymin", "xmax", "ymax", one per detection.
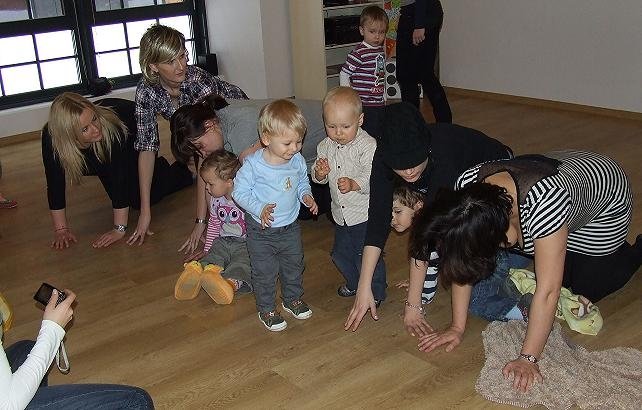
[{"xmin": 43, "ymin": 92, "xmax": 193, "ymax": 250}]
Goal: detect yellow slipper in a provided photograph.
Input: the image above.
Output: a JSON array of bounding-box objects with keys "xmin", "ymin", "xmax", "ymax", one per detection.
[
  {"xmin": 174, "ymin": 261, "xmax": 203, "ymax": 300},
  {"xmin": 201, "ymin": 264, "xmax": 234, "ymax": 305}
]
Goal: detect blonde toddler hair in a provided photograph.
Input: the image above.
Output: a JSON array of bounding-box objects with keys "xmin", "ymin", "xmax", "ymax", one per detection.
[
  {"xmin": 323, "ymin": 86, "xmax": 363, "ymax": 118},
  {"xmin": 258, "ymin": 99, "xmax": 307, "ymax": 139}
]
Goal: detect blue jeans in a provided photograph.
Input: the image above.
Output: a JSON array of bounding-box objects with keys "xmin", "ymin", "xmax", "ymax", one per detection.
[
  {"xmin": 468, "ymin": 250, "xmax": 532, "ymax": 321},
  {"xmin": 332, "ymin": 221, "xmax": 387, "ymax": 301},
  {"xmin": 6, "ymin": 340, "xmax": 154, "ymax": 409}
]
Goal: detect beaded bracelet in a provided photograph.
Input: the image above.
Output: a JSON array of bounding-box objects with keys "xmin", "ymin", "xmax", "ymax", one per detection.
[
  {"xmin": 55, "ymin": 226, "xmax": 69, "ymax": 232},
  {"xmin": 404, "ymin": 300, "xmax": 424, "ymax": 313}
]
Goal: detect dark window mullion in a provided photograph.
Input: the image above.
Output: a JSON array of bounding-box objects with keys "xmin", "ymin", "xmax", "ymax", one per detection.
[
  {"xmin": 0, "ymin": 71, "xmax": 5, "ymax": 96},
  {"xmin": 26, "ymin": 0, "xmax": 34, "ymax": 19},
  {"xmin": 31, "ymin": 34, "xmax": 45, "ymax": 90},
  {"xmin": 75, "ymin": 0, "xmax": 99, "ymax": 82},
  {"xmin": 0, "ymin": 15, "xmax": 75, "ymax": 37},
  {"xmin": 122, "ymin": 22, "xmax": 133, "ymax": 75},
  {"xmin": 91, "ymin": 2, "xmax": 192, "ymax": 25}
]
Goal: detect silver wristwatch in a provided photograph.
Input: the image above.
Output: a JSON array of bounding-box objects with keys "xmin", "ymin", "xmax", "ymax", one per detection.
[
  {"xmin": 519, "ymin": 353, "xmax": 538, "ymax": 364},
  {"xmin": 114, "ymin": 224, "xmax": 127, "ymax": 232}
]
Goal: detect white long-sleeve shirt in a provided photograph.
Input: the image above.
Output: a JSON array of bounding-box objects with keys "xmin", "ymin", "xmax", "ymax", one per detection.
[{"xmin": 1, "ymin": 320, "xmax": 65, "ymax": 410}]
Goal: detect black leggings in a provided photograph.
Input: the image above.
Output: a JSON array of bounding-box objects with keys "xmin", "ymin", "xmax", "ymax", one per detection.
[{"xmin": 563, "ymin": 241, "xmax": 642, "ymax": 301}]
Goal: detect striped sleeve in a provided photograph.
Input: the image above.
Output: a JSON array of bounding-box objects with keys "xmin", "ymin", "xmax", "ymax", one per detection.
[
  {"xmin": 341, "ymin": 49, "xmax": 362, "ymax": 77},
  {"xmin": 421, "ymin": 252, "xmax": 439, "ymax": 305},
  {"xmin": 203, "ymin": 197, "xmax": 222, "ymax": 253},
  {"xmin": 525, "ymin": 185, "xmax": 571, "ymax": 240},
  {"xmin": 455, "ymin": 164, "xmax": 482, "ymax": 189}
]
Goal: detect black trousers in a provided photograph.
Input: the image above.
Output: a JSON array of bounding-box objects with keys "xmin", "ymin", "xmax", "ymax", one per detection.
[
  {"xmin": 563, "ymin": 240, "xmax": 642, "ymax": 302},
  {"xmin": 396, "ymin": 3, "xmax": 452, "ymax": 123},
  {"xmin": 362, "ymin": 105, "xmax": 385, "ymax": 141},
  {"xmin": 99, "ymin": 155, "xmax": 193, "ymax": 210}
]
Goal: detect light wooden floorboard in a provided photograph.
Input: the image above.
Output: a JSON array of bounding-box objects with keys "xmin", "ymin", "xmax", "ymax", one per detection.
[{"xmin": 1, "ymin": 94, "xmax": 641, "ymax": 409}]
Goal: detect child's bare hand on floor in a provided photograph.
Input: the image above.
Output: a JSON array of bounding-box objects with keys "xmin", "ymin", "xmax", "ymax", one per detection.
[{"xmin": 395, "ymin": 279, "xmax": 409, "ymax": 289}]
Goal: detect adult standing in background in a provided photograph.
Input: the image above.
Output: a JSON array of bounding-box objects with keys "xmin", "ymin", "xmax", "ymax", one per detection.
[
  {"xmin": 130, "ymin": 24, "xmax": 248, "ymax": 246},
  {"xmin": 395, "ymin": 0, "xmax": 452, "ymax": 122}
]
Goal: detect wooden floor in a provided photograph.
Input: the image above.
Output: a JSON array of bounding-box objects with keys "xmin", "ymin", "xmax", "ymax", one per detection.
[{"xmin": 1, "ymin": 94, "xmax": 641, "ymax": 409}]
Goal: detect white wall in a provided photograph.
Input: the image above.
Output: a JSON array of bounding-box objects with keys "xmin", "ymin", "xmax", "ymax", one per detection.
[
  {"xmin": 206, "ymin": 0, "xmax": 293, "ymax": 99},
  {"xmin": 260, "ymin": 0, "xmax": 293, "ymax": 98},
  {"xmin": 440, "ymin": 0, "xmax": 642, "ymax": 113}
]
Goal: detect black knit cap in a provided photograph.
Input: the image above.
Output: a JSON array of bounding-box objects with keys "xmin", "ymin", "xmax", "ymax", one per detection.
[{"xmin": 379, "ymin": 102, "xmax": 432, "ymax": 170}]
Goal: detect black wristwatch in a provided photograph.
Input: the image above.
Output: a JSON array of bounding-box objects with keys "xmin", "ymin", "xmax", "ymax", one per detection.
[{"xmin": 519, "ymin": 353, "xmax": 538, "ymax": 364}]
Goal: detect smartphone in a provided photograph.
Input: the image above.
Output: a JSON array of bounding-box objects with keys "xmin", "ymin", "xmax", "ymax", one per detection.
[{"xmin": 33, "ymin": 283, "xmax": 67, "ymax": 307}]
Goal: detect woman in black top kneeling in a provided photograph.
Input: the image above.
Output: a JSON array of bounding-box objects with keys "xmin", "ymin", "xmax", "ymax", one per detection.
[{"xmin": 42, "ymin": 92, "xmax": 193, "ymax": 250}]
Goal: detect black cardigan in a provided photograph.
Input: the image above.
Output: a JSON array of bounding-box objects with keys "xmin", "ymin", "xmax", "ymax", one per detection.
[{"xmin": 364, "ymin": 122, "xmax": 513, "ymax": 249}]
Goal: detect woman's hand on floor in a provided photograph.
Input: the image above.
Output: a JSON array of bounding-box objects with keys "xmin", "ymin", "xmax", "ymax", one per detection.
[
  {"xmin": 178, "ymin": 222, "xmax": 206, "ymax": 255},
  {"xmin": 417, "ymin": 325, "xmax": 464, "ymax": 353},
  {"xmin": 403, "ymin": 306, "xmax": 433, "ymax": 337},
  {"xmin": 51, "ymin": 228, "xmax": 77, "ymax": 250},
  {"xmin": 183, "ymin": 247, "xmax": 206, "ymax": 263},
  {"xmin": 92, "ymin": 229, "xmax": 125, "ymax": 248},
  {"xmin": 344, "ymin": 288, "xmax": 378, "ymax": 331},
  {"xmin": 502, "ymin": 358, "xmax": 542, "ymax": 392},
  {"xmin": 127, "ymin": 213, "xmax": 154, "ymax": 246}
]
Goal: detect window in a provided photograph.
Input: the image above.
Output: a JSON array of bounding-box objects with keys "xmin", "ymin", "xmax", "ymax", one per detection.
[{"xmin": 0, "ymin": 0, "xmax": 208, "ymax": 109}]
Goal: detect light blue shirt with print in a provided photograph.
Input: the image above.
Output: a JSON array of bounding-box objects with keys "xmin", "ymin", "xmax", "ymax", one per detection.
[{"xmin": 232, "ymin": 149, "xmax": 312, "ymax": 227}]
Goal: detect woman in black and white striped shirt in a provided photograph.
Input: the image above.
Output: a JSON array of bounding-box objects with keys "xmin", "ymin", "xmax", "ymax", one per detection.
[{"xmin": 408, "ymin": 150, "xmax": 642, "ymax": 391}]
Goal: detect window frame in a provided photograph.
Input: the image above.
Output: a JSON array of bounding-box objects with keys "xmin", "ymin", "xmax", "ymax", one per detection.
[{"xmin": 0, "ymin": 0, "xmax": 208, "ymax": 110}]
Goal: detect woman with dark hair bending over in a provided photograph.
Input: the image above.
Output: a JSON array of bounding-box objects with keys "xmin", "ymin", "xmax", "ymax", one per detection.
[
  {"xmin": 408, "ymin": 150, "xmax": 642, "ymax": 391},
  {"xmin": 130, "ymin": 24, "xmax": 248, "ymax": 245},
  {"xmin": 344, "ymin": 102, "xmax": 513, "ymax": 331},
  {"xmin": 170, "ymin": 94, "xmax": 328, "ymax": 257},
  {"xmin": 43, "ymin": 93, "xmax": 193, "ymax": 249}
]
